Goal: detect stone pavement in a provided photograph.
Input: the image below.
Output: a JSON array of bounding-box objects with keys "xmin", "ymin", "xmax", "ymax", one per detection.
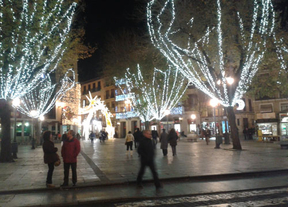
[
  {"xmin": 0, "ymin": 137, "xmax": 288, "ymax": 192},
  {"xmin": 1, "ymin": 137, "xmax": 288, "ymax": 206}
]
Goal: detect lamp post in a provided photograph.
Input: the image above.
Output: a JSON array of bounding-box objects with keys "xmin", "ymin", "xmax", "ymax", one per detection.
[
  {"xmin": 12, "ymin": 98, "xmax": 21, "ymax": 158},
  {"xmin": 210, "ymin": 99, "xmax": 221, "ymax": 148},
  {"xmin": 191, "ymin": 114, "xmax": 196, "ymax": 132},
  {"xmin": 164, "ymin": 109, "xmax": 170, "ymax": 131}
]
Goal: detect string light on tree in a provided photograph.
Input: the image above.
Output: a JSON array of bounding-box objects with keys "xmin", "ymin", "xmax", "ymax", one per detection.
[
  {"xmin": 13, "ymin": 69, "xmax": 75, "ymax": 119},
  {"xmin": 0, "ymin": 0, "xmax": 77, "ymax": 100},
  {"xmin": 115, "ymin": 64, "xmax": 188, "ymax": 122}
]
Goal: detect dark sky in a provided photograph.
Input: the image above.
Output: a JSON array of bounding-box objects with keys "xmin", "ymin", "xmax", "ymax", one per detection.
[{"xmin": 78, "ymin": 0, "xmax": 137, "ymax": 82}]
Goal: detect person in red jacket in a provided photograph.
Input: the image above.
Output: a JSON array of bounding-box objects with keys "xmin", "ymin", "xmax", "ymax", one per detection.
[{"xmin": 61, "ymin": 130, "xmax": 80, "ymax": 187}]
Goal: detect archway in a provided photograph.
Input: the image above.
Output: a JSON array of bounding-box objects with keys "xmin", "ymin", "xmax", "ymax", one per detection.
[{"xmin": 79, "ymin": 92, "xmax": 114, "ymax": 140}]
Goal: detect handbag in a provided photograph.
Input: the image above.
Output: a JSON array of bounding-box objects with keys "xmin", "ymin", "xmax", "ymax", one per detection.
[{"xmin": 54, "ymin": 153, "xmax": 61, "ymax": 166}]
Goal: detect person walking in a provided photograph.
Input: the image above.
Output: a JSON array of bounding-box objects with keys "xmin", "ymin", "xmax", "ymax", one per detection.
[
  {"xmin": 168, "ymin": 128, "xmax": 178, "ymax": 156},
  {"xmin": 160, "ymin": 129, "xmax": 169, "ymax": 156},
  {"xmin": 133, "ymin": 128, "xmax": 141, "ymax": 149},
  {"xmin": 151, "ymin": 130, "xmax": 159, "ymax": 147},
  {"xmin": 125, "ymin": 131, "xmax": 134, "ymax": 156},
  {"xmin": 205, "ymin": 128, "xmax": 211, "ymax": 145},
  {"xmin": 61, "ymin": 130, "xmax": 80, "ymax": 187},
  {"xmin": 42, "ymin": 131, "xmax": 59, "ymax": 188},
  {"xmin": 137, "ymin": 130, "xmax": 162, "ymax": 189}
]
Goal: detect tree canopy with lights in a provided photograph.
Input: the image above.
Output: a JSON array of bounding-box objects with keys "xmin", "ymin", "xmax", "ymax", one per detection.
[
  {"xmin": 115, "ymin": 64, "xmax": 188, "ymax": 129},
  {"xmin": 147, "ymin": 0, "xmax": 276, "ymax": 149},
  {"xmin": 0, "ymin": 0, "xmax": 77, "ymax": 162}
]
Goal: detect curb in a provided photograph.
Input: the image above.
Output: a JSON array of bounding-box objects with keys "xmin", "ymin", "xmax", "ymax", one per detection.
[{"xmin": 1, "ymin": 169, "xmax": 288, "ymax": 195}]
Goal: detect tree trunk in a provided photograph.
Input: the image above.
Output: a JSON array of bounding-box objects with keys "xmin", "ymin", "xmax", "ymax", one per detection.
[
  {"xmin": 0, "ymin": 99, "xmax": 13, "ymax": 162},
  {"xmin": 34, "ymin": 119, "xmax": 41, "ymax": 146},
  {"xmin": 144, "ymin": 121, "xmax": 150, "ymax": 130},
  {"xmin": 226, "ymin": 106, "xmax": 242, "ymax": 150}
]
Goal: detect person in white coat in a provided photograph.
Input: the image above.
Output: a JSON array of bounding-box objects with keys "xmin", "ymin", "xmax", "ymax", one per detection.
[{"xmin": 125, "ymin": 131, "xmax": 134, "ymax": 156}]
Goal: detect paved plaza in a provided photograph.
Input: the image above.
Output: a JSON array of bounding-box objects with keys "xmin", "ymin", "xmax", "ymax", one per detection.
[{"xmin": 0, "ymin": 137, "xmax": 287, "ymax": 192}]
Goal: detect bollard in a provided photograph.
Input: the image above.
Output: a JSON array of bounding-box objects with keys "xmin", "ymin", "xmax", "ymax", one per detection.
[{"xmin": 215, "ymin": 135, "xmax": 222, "ymax": 149}]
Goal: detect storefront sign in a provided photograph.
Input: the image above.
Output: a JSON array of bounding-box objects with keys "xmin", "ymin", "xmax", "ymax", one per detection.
[{"xmin": 256, "ymin": 113, "xmax": 276, "ymax": 119}]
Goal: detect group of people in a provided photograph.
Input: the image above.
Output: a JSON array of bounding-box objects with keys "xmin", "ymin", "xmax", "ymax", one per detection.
[
  {"xmin": 42, "ymin": 130, "xmax": 81, "ymax": 188},
  {"xmin": 89, "ymin": 129, "xmax": 108, "ymax": 143}
]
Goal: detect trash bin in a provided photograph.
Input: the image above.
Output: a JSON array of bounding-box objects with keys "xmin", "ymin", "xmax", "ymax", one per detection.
[
  {"xmin": 215, "ymin": 135, "xmax": 222, "ymax": 149},
  {"xmin": 224, "ymin": 133, "xmax": 230, "ymax": 144}
]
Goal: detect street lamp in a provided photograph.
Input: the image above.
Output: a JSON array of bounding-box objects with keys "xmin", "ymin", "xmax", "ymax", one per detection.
[
  {"xmin": 12, "ymin": 98, "xmax": 21, "ymax": 158},
  {"xmin": 164, "ymin": 109, "xmax": 170, "ymax": 131},
  {"xmin": 210, "ymin": 98, "xmax": 221, "ymax": 148}
]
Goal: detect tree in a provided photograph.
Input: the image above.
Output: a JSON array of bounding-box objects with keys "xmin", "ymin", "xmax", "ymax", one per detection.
[
  {"xmin": 115, "ymin": 64, "xmax": 188, "ymax": 130},
  {"xmin": 147, "ymin": 0, "xmax": 275, "ymax": 150},
  {"xmin": 0, "ymin": 0, "xmax": 77, "ymax": 162}
]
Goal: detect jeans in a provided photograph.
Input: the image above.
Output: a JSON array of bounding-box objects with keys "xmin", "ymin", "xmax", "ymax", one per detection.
[
  {"xmin": 46, "ymin": 163, "xmax": 54, "ymax": 184},
  {"xmin": 63, "ymin": 163, "xmax": 77, "ymax": 185},
  {"xmin": 171, "ymin": 146, "xmax": 176, "ymax": 156},
  {"xmin": 137, "ymin": 160, "xmax": 161, "ymax": 187},
  {"xmin": 126, "ymin": 141, "xmax": 133, "ymax": 151}
]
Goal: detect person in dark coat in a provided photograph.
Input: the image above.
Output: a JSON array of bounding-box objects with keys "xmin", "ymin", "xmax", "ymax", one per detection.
[
  {"xmin": 168, "ymin": 128, "xmax": 178, "ymax": 156},
  {"xmin": 42, "ymin": 131, "xmax": 59, "ymax": 188},
  {"xmin": 61, "ymin": 130, "xmax": 81, "ymax": 187},
  {"xmin": 204, "ymin": 128, "xmax": 211, "ymax": 145},
  {"xmin": 243, "ymin": 127, "xmax": 248, "ymax": 140},
  {"xmin": 151, "ymin": 130, "xmax": 159, "ymax": 147},
  {"xmin": 133, "ymin": 128, "xmax": 141, "ymax": 149},
  {"xmin": 160, "ymin": 129, "xmax": 169, "ymax": 156},
  {"xmin": 137, "ymin": 130, "xmax": 162, "ymax": 189}
]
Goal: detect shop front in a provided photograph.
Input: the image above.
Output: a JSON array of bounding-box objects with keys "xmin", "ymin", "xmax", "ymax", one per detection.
[
  {"xmin": 256, "ymin": 113, "xmax": 278, "ymax": 136},
  {"xmin": 279, "ymin": 113, "xmax": 288, "ymax": 136}
]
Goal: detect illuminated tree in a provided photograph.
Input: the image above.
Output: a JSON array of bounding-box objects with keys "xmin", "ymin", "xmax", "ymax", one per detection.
[
  {"xmin": 147, "ymin": 0, "xmax": 275, "ymax": 149},
  {"xmin": 0, "ymin": 0, "xmax": 77, "ymax": 162},
  {"xmin": 115, "ymin": 64, "xmax": 188, "ymax": 129}
]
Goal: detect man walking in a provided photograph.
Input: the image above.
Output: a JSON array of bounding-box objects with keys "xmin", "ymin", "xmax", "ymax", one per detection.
[
  {"xmin": 137, "ymin": 130, "xmax": 162, "ymax": 189},
  {"xmin": 61, "ymin": 130, "xmax": 80, "ymax": 187},
  {"xmin": 133, "ymin": 128, "xmax": 141, "ymax": 149}
]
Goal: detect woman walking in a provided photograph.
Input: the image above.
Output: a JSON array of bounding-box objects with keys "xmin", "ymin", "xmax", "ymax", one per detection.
[
  {"xmin": 125, "ymin": 131, "xmax": 134, "ymax": 156},
  {"xmin": 160, "ymin": 129, "xmax": 169, "ymax": 156},
  {"xmin": 42, "ymin": 131, "xmax": 59, "ymax": 188},
  {"xmin": 168, "ymin": 128, "xmax": 178, "ymax": 156}
]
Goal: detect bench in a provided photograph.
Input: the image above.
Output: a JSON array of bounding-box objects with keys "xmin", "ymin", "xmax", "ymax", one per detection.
[
  {"xmin": 187, "ymin": 134, "xmax": 198, "ymax": 142},
  {"xmin": 280, "ymin": 141, "xmax": 288, "ymax": 149}
]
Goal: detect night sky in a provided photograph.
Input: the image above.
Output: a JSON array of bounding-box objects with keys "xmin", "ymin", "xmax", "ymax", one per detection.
[{"xmin": 78, "ymin": 0, "xmax": 138, "ymax": 82}]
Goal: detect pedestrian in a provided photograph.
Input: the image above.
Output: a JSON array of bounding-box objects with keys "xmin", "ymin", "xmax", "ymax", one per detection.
[
  {"xmin": 89, "ymin": 132, "xmax": 95, "ymax": 143},
  {"xmin": 61, "ymin": 130, "xmax": 81, "ymax": 187},
  {"xmin": 205, "ymin": 128, "xmax": 211, "ymax": 145},
  {"xmin": 61, "ymin": 131, "xmax": 67, "ymax": 142},
  {"xmin": 151, "ymin": 129, "xmax": 159, "ymax": 147},
  {"xmin": 168, "ymin": 128, "xmax": 178, "ymax": 156},
  {"xmin": 42, "ymin": 131, "xmax": 59, "ymax": 188},
  {"xmin": 243, "ymin": 127, "xmax": 248, "ymax": 140},
  {"xmin": 133, "ymin": 128, "xmax": 141, "ymax": 149},
  {"xmin": 125, "ymin": 131, "xmax": 134, "ymax": 156},
  {"xmin": 137, "ymin": 130, "xmax": 162, "ymax": 189},
  {"xmin": 160, "ymin": 129, "xmax": 168, "ymax": 156}
]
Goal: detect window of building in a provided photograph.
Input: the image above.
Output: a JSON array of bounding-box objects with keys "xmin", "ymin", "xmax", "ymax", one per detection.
[
  {"xmin": 280, "ymin": 103, "xmax": 288, "ymax": 111},
  {"xmin": 88, "ymin": 84, "xmax": 91, "ymax": 91},
  {"xmin": 106, "ymin": 90, "xmax": 110, "ymax": 99},
  {"xmin": 188, "ymin": 94, "xmax": 198, "ymax": 108},
  {"xmin": 112, "ymin": 102, "xmax": 115, "ymax": 111},
  {"xmin": 111, "ymin": 89, "xmax": 115, "ymax": 98},
  {"xmin": 115, "ymin": 106, "xmax": 118, "ymax": 112},
  {"xmin": 260, "ymin": 104, "xmax": 273, "ymax": 113},
  {"xmin": 249, "ymin": 99, "xmax": 252, "ymax": 112},
  {"xmin": 93, "ymin": 83, "xmax": 96, "ymax": 90},
  {"xmin": 97, "ymin": 81, "xmax": 101, "ymax": 90}
]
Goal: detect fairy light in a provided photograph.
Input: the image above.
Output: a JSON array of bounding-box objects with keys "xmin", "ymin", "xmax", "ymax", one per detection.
[
  {"xmin": 147, "ymin": 0, "xmax": 275, "ymax": 107},
  {"xmin": 115, "ymin": 64, "xmax": 188, "ymax": 121},
  {"xmin": 0, "ymin": 0, "xmax": 77, "ymax": 100},
  {"xmin": 79, "ymin": 92, "xmax": 114, "ymax": 140},
  {"xmin": 13, "ymin": 69, "xmax": 75, "ymax": 119}
]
